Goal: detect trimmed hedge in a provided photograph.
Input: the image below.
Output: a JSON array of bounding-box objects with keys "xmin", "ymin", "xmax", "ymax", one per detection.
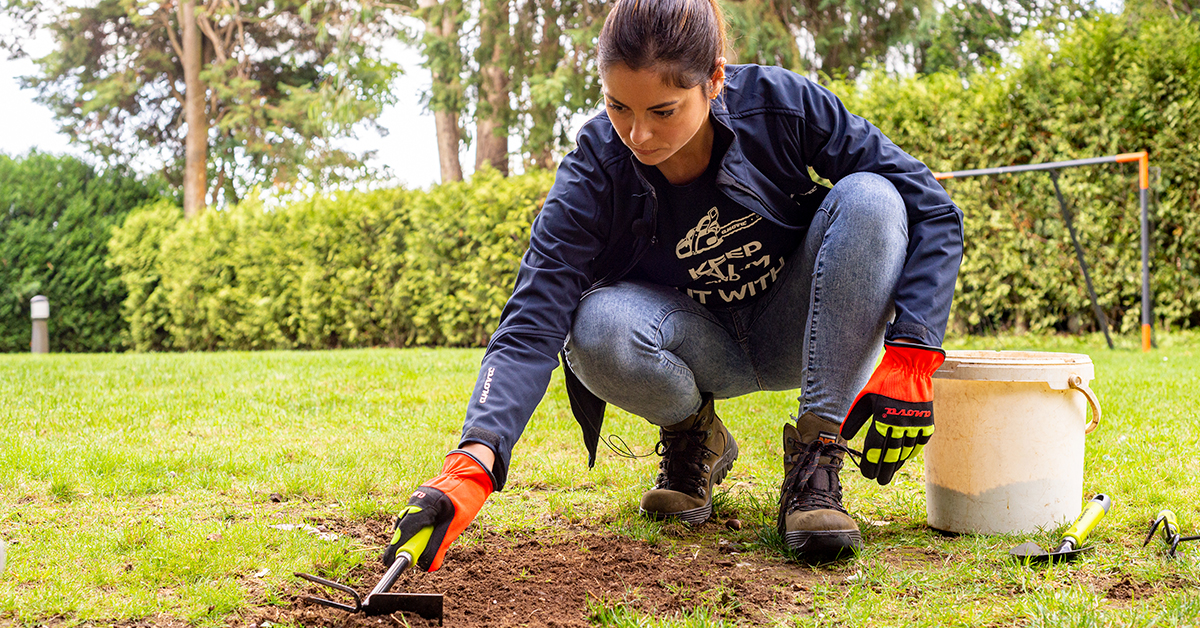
[
  {"xmin": 832, "ymin": 9, "xmax": 1200, "ymax": 334},
  {"xmin": 110, "ymin": 168, "xmax": 553, "ymax": 351},
  {"xmin": 107, "ymin": 10, "xmax": 1199, "ymax": 349},
  {"xmin": 0, "ymin": 151, "xmax": 166, "ymax": 352},
  {"xmin": 401, "ymin": 169, "xmax": 554, "ymax": 347}
]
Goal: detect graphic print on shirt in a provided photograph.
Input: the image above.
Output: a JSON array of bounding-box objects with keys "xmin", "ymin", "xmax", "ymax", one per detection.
[
  {"xmin": 675, "ymin": 206, "xmax": 786, "ymax": 306},
  {"xmin": 675, "ymin": 207, "xmax": 761, "ymax": 258}
]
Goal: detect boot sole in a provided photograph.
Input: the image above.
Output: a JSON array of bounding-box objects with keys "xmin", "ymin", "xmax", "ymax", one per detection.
[
  {"xmin": 785, "ymin": 529, "xmax": 863, "ymax": 560},
  {"xmin": 640, "ymin": 435, "xmax": 740, "ymax": 526}
]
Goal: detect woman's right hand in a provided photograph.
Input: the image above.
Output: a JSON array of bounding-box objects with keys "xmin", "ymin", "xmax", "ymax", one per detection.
[{"xmin": 381, "ymin": 448, "xmax": 495, "ymax": 571}]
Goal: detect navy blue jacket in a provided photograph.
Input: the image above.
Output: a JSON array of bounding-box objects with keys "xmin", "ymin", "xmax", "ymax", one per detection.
[{"xmin": 458, "ymin": 64, "xmax": 963, "ymax": 489}]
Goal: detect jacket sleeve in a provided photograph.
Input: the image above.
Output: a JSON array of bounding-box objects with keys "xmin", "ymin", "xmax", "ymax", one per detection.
[
  {"xmin": 457, "ymin": 131, "xmax": 612, "ymax": 491},
  {"xmin": 792, "ymin": 76, "xmax": 963, "ymax": 346}
]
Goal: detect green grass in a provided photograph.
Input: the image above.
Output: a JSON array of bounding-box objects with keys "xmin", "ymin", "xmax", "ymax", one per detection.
[{"xmin": 1, "ymin": 332, "xmax": 1198, "ymax": 626}]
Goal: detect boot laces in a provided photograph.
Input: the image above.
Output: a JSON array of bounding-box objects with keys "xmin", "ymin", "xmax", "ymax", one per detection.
[
  {"xmin": 782, "ymin": 439, "xmax": 849, "ymax": 515},
  {"xmin": 653, "ymin": 427, "xmax": 716, "ymax": 498}
]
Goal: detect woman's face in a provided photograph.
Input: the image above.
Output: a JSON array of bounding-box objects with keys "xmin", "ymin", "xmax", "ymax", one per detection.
[{"xmin": 601, "ymin": 62, "xmax": 724, "ymax": 175}]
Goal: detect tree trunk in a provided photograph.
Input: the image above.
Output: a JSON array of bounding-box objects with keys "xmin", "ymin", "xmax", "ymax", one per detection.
[
  {"xmin": 474, "ymin": 78, "xmax": 508, "ymax": 174},
  {"xmin": 178, "ymin": 0, "xmax": 208, "ymax": 217},
  {"xmin": 527, "ymin": 3, "xmax": 561, "ymax": 171},
  {"xmin": 420, "ymin": 0, "xmax": 464, "ymax": 183},
  {"xmin": 434, "ymin": 109, "xmax": 463, "ymax": 182},
  {"xmin": 475, "ymin": 0, "xmax": 510, "ymax": 175}
]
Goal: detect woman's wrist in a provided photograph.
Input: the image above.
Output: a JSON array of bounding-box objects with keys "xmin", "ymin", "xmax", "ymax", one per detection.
[{"xmin": 459, "ymin": 442, "xmax": 496, "ymax": 472}]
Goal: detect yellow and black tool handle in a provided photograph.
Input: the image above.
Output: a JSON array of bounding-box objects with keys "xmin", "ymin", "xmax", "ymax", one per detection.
[
  {"xmin": 1159, "ymin": 509, "xmax": 1179, "ymax": 536},
  {"xmin": 1062, "ymin": 494, "xmax": 1112, "ymax": 549},
  {"xmin": 372, "ymin": 525, "xmax": 434, "ymax": 596},
  {"xmin": 1144, "ymin": 509, "xmax": 1179, "ymax": 547}
]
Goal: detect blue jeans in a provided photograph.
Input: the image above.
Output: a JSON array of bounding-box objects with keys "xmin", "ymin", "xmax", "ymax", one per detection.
[{"xmin": 563, "ymin": 172, "xmax": 908, "ymax": 427}]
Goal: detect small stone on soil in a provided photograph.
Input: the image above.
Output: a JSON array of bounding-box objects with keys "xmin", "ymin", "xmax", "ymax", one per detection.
[{"xmin": 725, "ymin": 518, "xmax": 743, "ymax": 530}]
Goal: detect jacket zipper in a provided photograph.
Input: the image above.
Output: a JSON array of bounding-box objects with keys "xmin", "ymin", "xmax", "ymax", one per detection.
[
  {"xmin": 586, "ymin": 171, "xmax": 659, "ymax": 294},
  {"xmin": 716, "ymin": 168, "xmax": 793, "ymax": 227}
]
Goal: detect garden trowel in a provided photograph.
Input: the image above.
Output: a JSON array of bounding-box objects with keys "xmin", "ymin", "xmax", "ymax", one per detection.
[
  {"xmin": 295, "ymin": 526, "xmax": 444, "ymax": 624},
  {"xmin": 1009, "ymin": 494, "xmax": 1112, "ymax": 564}
]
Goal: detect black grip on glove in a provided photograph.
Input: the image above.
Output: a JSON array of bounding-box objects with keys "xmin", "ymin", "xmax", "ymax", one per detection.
[{"xmin": 382, "ymin": 489, "xmax": 455, "ymax": 571}]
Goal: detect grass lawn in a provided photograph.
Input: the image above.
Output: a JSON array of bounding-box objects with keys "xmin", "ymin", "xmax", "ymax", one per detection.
[{"xmin": 1, "ymin": 331, "xmax": 1198, "ymax": 626}]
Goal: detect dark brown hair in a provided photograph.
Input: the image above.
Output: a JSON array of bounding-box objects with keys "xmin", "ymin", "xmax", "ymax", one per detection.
[{"xmin": 597, "ymin": 0, "xmax": 727, "ymax": 90}]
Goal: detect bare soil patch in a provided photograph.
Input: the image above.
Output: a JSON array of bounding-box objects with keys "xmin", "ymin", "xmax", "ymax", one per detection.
[
  {"xmin": 242, "ymin": 518, "xmax": 832, "ymax": 627},
  {"xmin": 1105, "ymin": 575, "xmax": 1153, "ymax": 602}
]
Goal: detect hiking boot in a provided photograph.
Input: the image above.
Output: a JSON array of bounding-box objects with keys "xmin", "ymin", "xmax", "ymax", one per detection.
[
  {"xmin": 639, "ymin": 395, "xmax": 739, "ymax": 525},
  {"xmin": 778, "ymin": 412, "xmax": 862, "ymax": 559}
]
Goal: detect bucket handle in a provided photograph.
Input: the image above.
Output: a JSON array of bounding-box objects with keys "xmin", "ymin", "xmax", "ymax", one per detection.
[{"xmin": 1068, "ymin": 374, "xmax": 1102, "ymax": 434}]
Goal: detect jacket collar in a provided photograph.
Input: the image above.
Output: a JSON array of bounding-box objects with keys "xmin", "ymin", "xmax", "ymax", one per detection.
[
  {"xmin": 712, "ymin": 99, "xmax": 803, "ymax": 227},
  {"xmin": 622, "ymin": 98, "xmax": 801, "ymax": 228}
]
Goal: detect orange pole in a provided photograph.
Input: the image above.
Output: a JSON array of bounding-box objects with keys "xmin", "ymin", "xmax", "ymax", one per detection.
[
  {"xmin": 1116, "ymin": 152, "xmax": 1153, "ymax": 351},
  {"xmin": 1114, "ymin": 151, "xmax": 1147, "ymax": 164},
  {"xmin": 1138, "ymin": 152, "xmax": 1152, "ymax": 351}
]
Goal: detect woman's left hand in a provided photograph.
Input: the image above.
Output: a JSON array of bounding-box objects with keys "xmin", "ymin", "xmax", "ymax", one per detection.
[{"xmin": 840, "ymin": 341, "xmax": 946, "ymax": 485}]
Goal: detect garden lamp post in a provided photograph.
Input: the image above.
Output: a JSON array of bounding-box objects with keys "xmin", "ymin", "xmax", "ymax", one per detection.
[{"xmin": 31, "ymin": 295, "xmax": 49, "ymax": 353}]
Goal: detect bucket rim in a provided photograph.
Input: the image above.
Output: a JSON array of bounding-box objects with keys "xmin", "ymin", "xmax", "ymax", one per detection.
[
  {"xmin": 934, "ymin": 350, "xmax": 1095, "ymax": 387},
  {"xmin": 940, "ymin": 350, "xmax": 1094, "ymax": 366}
]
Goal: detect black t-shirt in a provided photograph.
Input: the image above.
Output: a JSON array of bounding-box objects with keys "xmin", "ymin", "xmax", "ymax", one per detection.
[{"xmin": 631, "ymin": 137, "xmax": 802, "ymax": 309}]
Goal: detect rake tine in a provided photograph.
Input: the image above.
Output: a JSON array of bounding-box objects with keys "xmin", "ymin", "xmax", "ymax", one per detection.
[
  {"xmin": 1171, "ymin": 534, "xmax": 1200, "ymax": 559},
  {"xmin": 1143, "ymin": 515, "xmax": 1164, "ymax": 547},
  {"xmin": 295, "ymin": 572, "xmax": 362, "ymax": 613}
]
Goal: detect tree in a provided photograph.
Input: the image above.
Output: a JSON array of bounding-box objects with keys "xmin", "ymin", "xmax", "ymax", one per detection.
[
  {"xmin": 510, "ymin": 0, "xmax": 609, "ymax": 169},
  {"xmin": 2, "ymin": 0, "xmax": 402, "ymax": 216},
  {"xmin": 831, "ymin": 4, "xmax": 1200, "ymax": 333},
  {"xmin": 474, "ymin": 0, "xmax": 512, "ymax": 175},
  {"xmin": 415, "ymin": 0, "xmax": 467, "ymax": 182},
  {"xmin": 418, "ymin": 0, "xmax": 1105, "ymax": 179},
  {"xmin": 0, "ymin": 151, "xmax": 167, "ymax": 352},
  {"xmin": 722, "ymin": 0, "xmax": 1098, "ymax": 79},
  {"xmin": 1125, "ymin": 0, "xmax": 1200, "ymax": 19},
  {"xmin": 910, "ymin": 0, "xmax": 1095, "ymax": 76},
  {"xmin": 405, "ymin": 0, "xmax": 608, "ymax": 179},
  {"xmin": 722, "ymin": 0, "xmax": 930, "ymax": 77}
]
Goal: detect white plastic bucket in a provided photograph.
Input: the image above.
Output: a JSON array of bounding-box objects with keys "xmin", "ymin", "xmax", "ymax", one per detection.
[{"xmin": 924, "ymin": 351, "xmax": 1101, "ymax": 534}]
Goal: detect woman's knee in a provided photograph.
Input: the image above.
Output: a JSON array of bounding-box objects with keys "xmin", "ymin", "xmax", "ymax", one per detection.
[
  {"xmin": 565, "ymin": 282, "xmax": 676, "ymax": 374},
  {"xmin": 823, "ymin": 172, "xmax": 908, "ymax": 249},
  {"xmin": 566, "ymin": 295, "xmax": 625, "ymax": 374}
]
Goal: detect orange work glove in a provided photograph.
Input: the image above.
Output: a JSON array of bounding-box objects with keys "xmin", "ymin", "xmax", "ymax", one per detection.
[
  {"xmin": 381, "ymin": 450, "xmax": 495, "ymax": 571},
  {"xmin": 840, "ymin": 341, "xmax": 946, "ymax": 485}
]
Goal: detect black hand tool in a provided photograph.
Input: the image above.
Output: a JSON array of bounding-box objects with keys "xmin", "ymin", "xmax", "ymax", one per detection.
[
  {"xmin": 1143, "ymin": 509, "xmax": 1200, "ymax": 558},
  {"xmin": 295, "ymin": 525, "xmax": 444, "ymax": 624}
]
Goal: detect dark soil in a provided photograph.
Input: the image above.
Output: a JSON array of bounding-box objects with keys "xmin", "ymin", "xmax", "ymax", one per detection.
[
  {"xmin": 1105, "ymin": 575, "xmax": 1153, "ymax": 601},
  {"xmin": 241, "ymin": 518, "xmax": 829, "ymax": 627}
]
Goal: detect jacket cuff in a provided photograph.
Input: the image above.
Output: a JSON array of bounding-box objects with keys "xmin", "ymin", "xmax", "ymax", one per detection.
[
  {"xmin": 459, "ymin": 427, "xmax": 509, "ymax": 491},
  {"xmin": 885, "ymin": 321, "xmax": 941, "ymax": 347}
]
